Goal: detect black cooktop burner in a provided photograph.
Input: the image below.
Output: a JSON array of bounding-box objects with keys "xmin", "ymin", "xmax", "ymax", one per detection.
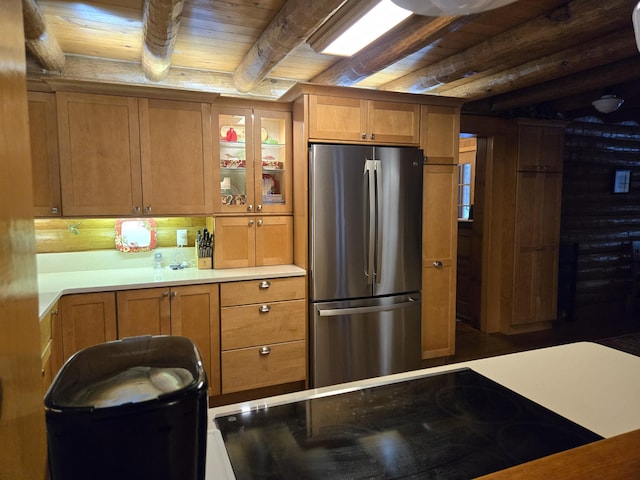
[{"xmin": 215, "ymin": 368, "xmax": 602, "ymax": 479}]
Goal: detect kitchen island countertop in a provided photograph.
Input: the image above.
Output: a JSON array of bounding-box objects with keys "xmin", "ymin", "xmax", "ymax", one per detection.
[
  {"xmin": 38, "ymin": 264, "xmax": 305, "ymax": 318},
  {"xmin": 206, "ymin": 342, "xmax": 640, "ymax": 479}
]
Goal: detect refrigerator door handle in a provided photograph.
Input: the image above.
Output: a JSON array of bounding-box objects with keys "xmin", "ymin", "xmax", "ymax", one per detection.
[
  {"xmin": 374, "ymin": 159, "xmax": 382, "ymax": 284},
  {"xmin": 364, "ymin": 159, "xmax": 377, "ymax": 285},
  {"xmin": 317, "ymin": 299, "xmax": 418, "ymax": 317}
]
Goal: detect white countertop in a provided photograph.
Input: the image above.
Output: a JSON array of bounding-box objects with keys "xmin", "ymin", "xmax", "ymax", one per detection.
[
  {"xmin": 38, "ymin": 262, "xmax": 305, "ymax": 318},
  {"xmin": 205, "ymin": 342, "xmax": 640, "ymax": 479}
]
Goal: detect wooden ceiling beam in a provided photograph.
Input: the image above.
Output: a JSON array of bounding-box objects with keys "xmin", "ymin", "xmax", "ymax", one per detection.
[
  {"xmin": 233, "ymin": 0, "xmax": 345, "ymax": 93},
  {"xmin": 470, "ymin": 56, "xmax": 640, "ymax": 113},
  {"xmin": 22, "ymin": 0, "xmax": 65, "ymax": 72},
  {"xmin": 142, "ymin": 0, "xmax": 185, "ymax": 82},
  {"xmin": 438, "ymin": 28, "xmax": 638, "ymax": 100},
  {"xmin": 381, "ymin": 0, "xmax": 635, "ymax": 93},
  {"xmin": 311, "ymin": 14, "xmax": 477, "ymax": 86},
  {"xmin": 27, "ymin": 56, "xmax": 295, "ymax": 100}
]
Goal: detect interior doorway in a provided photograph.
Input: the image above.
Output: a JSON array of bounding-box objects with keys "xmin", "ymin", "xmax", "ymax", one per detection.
[{"xmin": 455, "ymin": 135, "xmax": 493, "ymax": 332}]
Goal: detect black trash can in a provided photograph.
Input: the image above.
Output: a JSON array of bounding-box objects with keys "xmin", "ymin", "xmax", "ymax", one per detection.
[{"xmin": 44, "ymin": 335, "xmax": 208, "ymax": 480}]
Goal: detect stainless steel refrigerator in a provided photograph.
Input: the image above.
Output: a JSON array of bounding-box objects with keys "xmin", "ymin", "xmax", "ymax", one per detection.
[{"xmin": 309, "ymin": 144, "xmax": 423, "ymax": 388}]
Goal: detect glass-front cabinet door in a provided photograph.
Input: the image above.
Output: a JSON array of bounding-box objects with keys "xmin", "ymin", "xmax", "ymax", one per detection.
[
  {"xmin": 214, "ymin": 107, "xmax": 254, "ymax": 213},
  {"xmin": 253, "ymin": 109, "xmax": 292, "ymax": 214}
]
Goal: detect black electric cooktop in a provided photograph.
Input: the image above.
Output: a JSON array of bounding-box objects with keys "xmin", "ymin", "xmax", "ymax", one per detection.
[{"xmin": 215, "ymin": 368, "xmax": 602, "ymax": 480}]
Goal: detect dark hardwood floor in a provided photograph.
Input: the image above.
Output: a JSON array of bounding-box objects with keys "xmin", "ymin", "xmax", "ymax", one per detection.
[{"xmin": 422, "ymin": 313, "xmax": 640, "ymax": 368}]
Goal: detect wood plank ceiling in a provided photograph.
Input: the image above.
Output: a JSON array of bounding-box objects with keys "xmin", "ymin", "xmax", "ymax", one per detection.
[{"xmin": 24, "ymin": 0, "xmax": 640, "ymax": 122}]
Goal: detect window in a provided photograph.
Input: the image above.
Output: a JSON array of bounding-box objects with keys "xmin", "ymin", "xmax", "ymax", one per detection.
[
  {"xmin": 457, "ymin": 135, "xmax": 476, "ymax": 221},
  {"xmin": 458, "ymin": 163, "xmax": 472, "ymax": 220}
]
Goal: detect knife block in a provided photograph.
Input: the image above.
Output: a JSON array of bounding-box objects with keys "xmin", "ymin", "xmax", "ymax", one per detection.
[{"xmin": 195, "ymin": 246, "xmax": 212, "ymax": 270}]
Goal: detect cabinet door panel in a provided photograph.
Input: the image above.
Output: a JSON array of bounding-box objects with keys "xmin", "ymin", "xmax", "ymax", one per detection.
[
  {"xmin": 422, "ymin": 164, "xmax": 457, "ymax": 358},
  {"xmin": 139, "ymin": 99, "xmax": 213, "ymax": 215},
  {"xmin": 308, "ymin": 95, "xmax": 366, "ymax": 142},
  {"xmin": 255, "ymin": 216, "xmax": 293, "ymax": 266},
  {"xmin": 116, "ymin": 288, "xmax": 171, "ymax": 338},
  {"xmin": 170, "ymin": 284, "xmax": 220, "ymax": 396},
  {"xmin": 421, "ymin": 262, "xmax": 455, "ymax": 359},
  {"xmin": 59, "ymin": 292, "xmax": 117, "ymax": 361},
  {"xmin": 28, "ymin": 92, "xmax": 61, "ymax": 217},
  {"xmin": 421, "ymin": 105, "xmax": 460, "ymax": 164},
  {"xmin": 214, "ymin": 217, "xmax": 255, "ymax": 268},
  {"xmin": 367, "ymin": 100, "xmax": 420, "ymax": 145},
  {"xmin": 57, "ymin": 92, "xmax": 141, "ymax": 216},
  {"xmin": 254, "ymin": 110, "xmax": 292, "ymax": 213}
]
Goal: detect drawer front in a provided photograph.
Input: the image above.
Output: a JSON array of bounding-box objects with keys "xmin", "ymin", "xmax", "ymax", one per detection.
[
  {"xmin": 220, "ymin": 276, "xmax": 305, "ymax": 306},
  {"xmin": 221, "ymin": 341, "xmax": 306, "ymax": 393},
  {"xmin": 221, "ymin": 299, "xmax": 306, "ymax": 350}
]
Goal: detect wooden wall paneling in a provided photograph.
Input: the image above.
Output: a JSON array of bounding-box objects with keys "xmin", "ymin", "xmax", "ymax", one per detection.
[{"xmin": 561, "ymin": 121, "xmax": 640, "ymax": 319}]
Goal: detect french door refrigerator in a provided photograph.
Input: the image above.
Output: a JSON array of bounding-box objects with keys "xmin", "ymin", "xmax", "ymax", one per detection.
[{"xmin": 309, "ymin": 143, "xmax": 423, "ymax": 388}]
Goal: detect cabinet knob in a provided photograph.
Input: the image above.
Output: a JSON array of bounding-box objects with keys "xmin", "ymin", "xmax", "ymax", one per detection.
[
  {"xmin": 361, "ymin": 132, "xmax": 366, "ymax": 140},
  {"xmin": 171, "ymin": 291, "xmax": 177, "ymax": 298},
  {"xmin": 257, "ymin": 204, "xmax": 262, "ymax": 212},
  {"xmin": 247, "ymin": 204, "xmax": 253, "ymax": 212},
  {"xmin": 133, "ymin": 206, "xmax": 141, "ymax": 213},
  {"xmin": 259, "ymin": 346, "xmax": 271, "ymax": 356},
  {"xmin": 433, "ymin": 261, "xmax": 443, "ymax": 268},
  {"xmin": 248, "ymin": 219, "xmax": 255, "ymax": 226},
  {"xmin": 370, "ymin": 133, "xmax": 375, "ymax": 140},
  {"xmin": 259, "ymin": 304, "xmax": 271, "ymax": 313},
  {"xmin": 162, "ymin": 290, "xmax": 170, "ymax": 296},
  {"xmin": 259, "ymin": 280, "xmax": 271, "ymax": 289},
  {"xmin": 257, "ymin": 219, "xmax": 263, "ymax": 226},
  {"xmin": 145, "ymin": 205, "xmax": 152, "ymax": 213},
  {"xmin": 51, "ymin": 207, "xmax": 59, "ymax": 214},
  {"xmin": 41, "ymin": 368, "xmax": 46, "ymax": 378}
]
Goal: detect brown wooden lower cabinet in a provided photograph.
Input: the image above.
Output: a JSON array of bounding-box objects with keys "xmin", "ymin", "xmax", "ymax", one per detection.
[
  {"xmin": 116, "ymin": 284, "xmax": 221, "ymax": 396},
  {"xmin": 46, "ymin": 277, "xmax": 306, "ymax": 400}
]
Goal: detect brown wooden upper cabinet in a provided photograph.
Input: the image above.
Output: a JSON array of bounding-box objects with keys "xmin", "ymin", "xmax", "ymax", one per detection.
[
  {"xmin": 28, "ymin": 92, "xmax": 61, "ymax": 217},
  {"xmin": 212, "ymin": 107, "xmax": 292, "ymax": 214},
  {"xmin": 57, "ymin": 92, "xmax": 213, "ymax": 216},
  {"xmin": 308, "ymin": 95, "xmax": 420, "ymax": 145}
]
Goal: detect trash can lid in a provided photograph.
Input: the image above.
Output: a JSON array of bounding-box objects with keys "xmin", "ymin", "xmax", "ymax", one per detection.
[{"xmin": 45, "ymin": 335, "xmax": 206, "ymax": 410}]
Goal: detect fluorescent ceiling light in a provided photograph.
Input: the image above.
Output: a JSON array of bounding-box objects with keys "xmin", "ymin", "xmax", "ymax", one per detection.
[
  {"xmin": 391, "ymin": 0, "xmax": 517, "ymax": 16},
  {"xmin": 320, "ymin": 0, "xmax": 412, "ymax": 57}
]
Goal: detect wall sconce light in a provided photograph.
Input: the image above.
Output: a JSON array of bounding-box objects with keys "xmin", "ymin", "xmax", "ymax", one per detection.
[
  {"xmin": 592, "ymin": 94, "xmax": 624, "ymax": 114},
  {"xmin": 390, "ymin": 0, "xmax": 517, "ymax": 16}
]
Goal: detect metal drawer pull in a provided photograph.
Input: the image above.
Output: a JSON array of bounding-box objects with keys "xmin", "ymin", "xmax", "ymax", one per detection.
[
  {"xmin": 259, "ymin": 280, "xmax": 271, "ymax": 289},
  {"xmin": 259, "ymin": 346, "xmax": 271, "ymax": 355},
  {"xmin": 259, "ymin": 304, "xmax": 271, "ymax": 313}
]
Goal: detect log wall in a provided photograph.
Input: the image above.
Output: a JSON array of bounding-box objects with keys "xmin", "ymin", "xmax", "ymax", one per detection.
[{"xmin": 561, "ymin": 120, "xmax": 640, "ymax": 320}]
